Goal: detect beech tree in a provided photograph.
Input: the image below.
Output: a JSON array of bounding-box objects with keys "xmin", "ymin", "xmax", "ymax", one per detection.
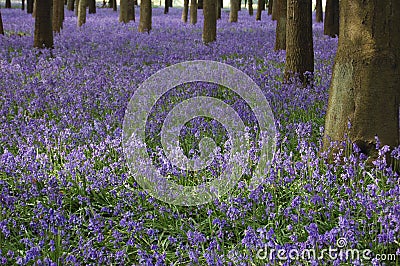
[
  {"xmin": 88, "ymin": 0, "xmax": 96, "ymax": 14},
  {"xmin": 27, "ymin": 0, "xmax": 34, "ymax": 13},
  {"xmin": 324, "ymin": 0, "xmax": 339, "ymax": 37},
  {"xmin": 77, "ymin": 0, "xmax": 86, "ymax": 27},
  {"xmin": 267, "ymin": 0, "xmax": 272, "ymax": 15},
  {"xmin": 273, "ymin": 0, "xmax": 286, "ymax": 50},
  {"xmin": 285, "ymin": 0, "xmax": 314, "ymax": 83},
  {"xmin": 67, "ymin": 0, "xmax": 74, "ymax": 11},
  {"xmin": 255, "ymin": 0, "xmax": 263, "ymax": 21},
  {"xmin": 315, "ymin": 0, "xmax": 322, "ymax": 22},
  {"xmin": 324, "ymin": 0, "xmax": 400, "ymax": 158},
  {"xmin": 34, "ymin": 0, "xmax": 53, "ymax": 48},
  {"xmin": 52, "ymin": 0, "xmax": 64, "ymax": 32},
  {"xmin": 0, "ymin": 8, "xmax": 3, "ymax": 35},
  {"xmin": 5, "ymin": 0, "xmax": 11, "ymax": 8},
  {"xmin": 202, "ymin": 0, "xmax": 216, "ymax": 43},
  {"xmin": 182, "ymin": 0, "xmax": 189, "ymax": 22},
  {"xmin": 229, "ymin": 0, "xmax": 239, "ymax": 22},
  {"xmin": 190, "ymin": 0, "xmax": 197, "ymax": 24},
  {"xmin": 139, "ymin": 0, "xmax": 152, "ymax": 33},
  {"xmin": 248, "ymin": 0, "xmax": 253, "ymax": 16}
]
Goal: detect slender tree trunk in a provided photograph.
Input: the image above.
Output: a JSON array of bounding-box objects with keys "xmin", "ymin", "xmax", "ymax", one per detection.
[
  {"xmin": 67, "ymin": 0, "xmax": 74, "ymax": 11},
  {"xmin": 274, "ymin": 0, "xmax": 286, "ymax": 50},
  {"xmin": 33, "ymin": 0, "xmax": 36, "ymax": 17},
  {"xmin": 120, "ymin": 0, "xmax": 128, "ymax": 22},
  {"xmin": 113, "ymin": 0, "xmax": 117, "ymax": 11},
  {"xmin": 127, "ymin": 0, "xmax": 135, "ymax": 21},
  {"xmin": 198, "ymin": 0, "xmax": 203, "ymax": 9},
  {"xmin": 164, "ymin": 0, "xmax": 169, "ymax": 14},
  {"xmin": 27, "ymin": 0, "xmax": 34, "ymax": 13},
  {"xmin": 315, "ymin": 0, "xmax": 323, "ymax": 22},
  {"xmin": 324, "ymin": 0, "xmax": 339, "ymax": 37},
  {"xmin": 260, "ymin": 0, "xmax": 264, "ymax": 10},
  {"xmin": 285, "ymin": 0, "xmax": 314, "ymax": 83},
  {"xmin": 216, "ymin": 0, "xmax": 221, "ymax": 19},
  {"xmin": 138, "ymin": 0, "xmax": 151, "ymax": 33},
  {"xmin": 53, "ymin": 0, "xmax": 63, "ymax": 32},
  {"xmin": 229, "ymin": 0, "xmax": 239, "ymax": 22},
  {"xmin": 271, "ymin": 0, "xmax": 278, "ymax": 20},
  {"xmin": 5, "ymin": 0, "xmax": 11, "ymax": 8},
  {"xmin": 182, "ymin": 0, "xmax": 189, "ymax": 22},
  {"xmin": 267, "ymin": 0, "xmax": 272, "ymax": 15},
  {"xmin": 22, "ymin": 0, "xmax": 25, "ymax": 10},
  {"xmin": 34, "ymin": 0, "xmax": 54, "ymax": 48},
  {"xmin": 255, "ymin": 0, "xmax": 262, "ymax": 20},
  {"xmin": 202, "ymin": 0, "xmax": 216, "ymax": 43},
  {"xmin": 0, "ymin": 9, "xmax": 4, "ymax": 35},
  {"xmin": 88, "ymin": 0, "xmax": 96, "ymax": 13},
  {"xmin": 324, "ymin": 0, "xmax": 400, "ymax": 158},
  {"xmin": 248, "ymin": 0, "xmax": 252, "ymax": 16},
  {"xmin": 190, "ymin": 0, "xmax": 197, "ymax": 24},
  {"xmin": 75, "ymin": 0, "xmax": 79, "ymax": 16},
  {"xmin": 169, "ymin": 0, "xmax": 172, "ymax": 7},
  {"xmin": 77, "ymin": 0, "xmax": 86, "ymax": 26},
  {"xmin": 238, "ymin": 0, "xmax": 241, "ymax": 11}
]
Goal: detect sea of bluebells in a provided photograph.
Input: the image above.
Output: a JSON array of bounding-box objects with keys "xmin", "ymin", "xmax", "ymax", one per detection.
[{"xmin": 1, "ymin": 6, "xmax": 399, "ymax": 266}]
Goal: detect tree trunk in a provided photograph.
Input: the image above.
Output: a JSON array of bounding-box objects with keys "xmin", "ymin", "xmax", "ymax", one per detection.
[
  {"xmin": 0, "ymin": 9, "xmax": 4, "ymax": 35},
  {"xmin": 164, "ymin": 0, "xmax": 169, "ymax": 14},
  {"xmin": 267, "ymin": 0, "xmax": 272, "ymax": 15},
  {"xmin": 182, "ymin": 0, "xmax": 189, "ymax": 22},
  {"xmin": 238, "ymin": 0, "xmax": 241, "ymax": 11},
  {"xmin": 255, "ymin": 0, "xmax": 262, "ymax": 20},
  {"xmin": 67, "ymin": 0, "xmax": 74, "ymax": 11},
  {"xmin": 138, "ymin": 0, "xmax": 151, "ymax": 33},
  {"xmin": 33, "ymin": 0, "xmax": 36, "ymax": 17},
  {"xmin": 216, "ymin": 0, "xmax": 221, "ymax": 19},
  {"xmin": 27, "ymin": 0, "xmax": 34, "ymax": 13},
  {"xmin": 190, "ymin": 0, "xmax": 197, "ymax": 24},
  {"xmin": 248, "ymin": 0, "xmax": 252, "ymax": 16},
  {"xmin": 169, "ymin": 0, "xmax": 172, "ymax": 7},
  {"xmin": 198, "ymin": 0, "xmax": 203, "ymax": 9},
  {"xmin": 88, "ymin": 0, "xmax": 96, "ymax": 13},
  {"xmin": 52, "ymin": 0, "xmax": 63, "ymax": 32},
  {"xmin": 34, "ymin": 0, "xmax": 54, "ymax": 48},
  {"xmin": 127, "ymin": 0, "xmax": 135, "ymax": 21},
  {"xmin": 229, "ymin": 0, "xmax": 239, "ymax": 22},
  {"xmin": 77, "ymin": 0, "xmax": 86, "ymax": 26},
  {"xmin": 273, "ymin": 0, "xmax": 286, "ymax": 50},
  {"xmin": 271, "ymin": 0, "xmax": 278, "ymax": 20},
  {"xmin": 75, "ymin": 0, "xmax": 79, "ymax": 16},
  {"xmin": 285, "ymin": 0, "xmax": 314, "ymax": 83},
  {"xmin": 324, "ymin": 0, "xmax": 339, "ymax": 37},
  {"xmin": 5, "ymin": 0, "xmax": 11, "ymax": 8},
  {"xmin": 120, "ymin": 0, "xmax": 128, "ymax": 22},
  {"xmin": 22, "ymin": 0, "xmax": 25, "ymax": 10},
  {"xmin": 260, "ymin": 0, "xmax": 264, "ymax": 10},
  {"xmin": 324, "ymin": 0, "xmax": 400, "ymax": 158},
  {"xmin": 202, "ymin": 0, "xmax": 216, "ymax": 43},
  {"xmin": 315, "ymin": 0, "xmax": 322, "ymax": 22},
  {"xmin": 113, "ymin": 0, "xmax": 117, "ymax": 11}
]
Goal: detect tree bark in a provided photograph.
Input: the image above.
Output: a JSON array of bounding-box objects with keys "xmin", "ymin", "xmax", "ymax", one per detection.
[
  {"xmin": 27, "ymin": 0, "xmax": 34, "ymax": 13},
  {"xmin": 229, "ymin": 0, "xmax": 239, "ymax": 22},
  {"xmin": 113, "ymin": 0, "xmax": 117, "ymax": 11},
  {"xmin": 248, "ymin": 0, "xmax": 252, "ymax": 16},
  {"xmin": 164, "ymin": 0, "xmax": 169, "ymax": 14},
  {"xmin": 22, "ymin": 0, "xmax": 25, "ymax": 10},
  {"xmin": 77, "ymin": 0, "xmax": 86, "ymax": 26},
  {"xmin": 120, "ymin": 0, "xmax": 128, "ymax": 22},
  {"xmin": 324, "ymin": 0, "xmax": 339, "ymax": 37},
  {"xmin": 75, "ymin": 0, "xmax": 79, "ymax": 16},
  {"xmin": 285, "ymin": 0, "xmax": 314, "ymax": 83},
  {"xmin": 5, "ymin": 0, "xmax": 11, "ymax": 8},
  {"xmin": 52, "ymin": 0, "xmax": 64, "ymax": 32},
  {"xmin": 34, "ymin": 0, "xmax": 54, "ymax": 48},
  {"xmin": 271, "ymin": 0, "xmax": 278, "ymax": 20},
  {"xmin": 169, "ymin": 0, "xmax": 172, "ymax": 7},
  {"xmin": 267, "ymin": 0, "xmax": 272, "ymax": 15},
  {"xmin": 182, "ymin": 0, "xmax": 189, "ymax": 22},
  {"xmin": 88, "ymin": 0, "xmax": 96, "ymax": 13},
  {"xmin": 0, "ymin": 9, "xmax": 4, "ymax": 35},
  {"xmin": 190, "ymin": 0, "xmax": 197, "ymax": 24},
  {"xmin": 324, "ymin": 0, "xmax": 400, "ymax": 158},
  {"xmin": 33, "ymin": 0, "xmax": 36, "ymax": 17},
  {"xmin": 255, "ymin": 0, "xmax": 263, "ymax": 20},
  {"xmin": 138, "ymin": 0, "xmax": 151, "ymax": 33},
  {"xmin": 127, "ymin": 0, "xmax": 135, "ymax": 21},
  {"xmin": 198, "ymin": 0, "xmax": 203, "ymax": 9},
  {"xmin": 67, "ymin": 0, "xmax": 74, "ymax": 11},
  {"xmin": 202, "ymin": 0, "xmax": 216, "ymax": 43},
  {"xmin": 273, "ymin": 0, "xmax": 286, "ymax": 50},
  {"xmin": 216, "ymin": 0, "xmax": 221, "ymax": 19},
  {"xmin": 315, "ymin": 0, "xmax": 322, "ymax": 22}
]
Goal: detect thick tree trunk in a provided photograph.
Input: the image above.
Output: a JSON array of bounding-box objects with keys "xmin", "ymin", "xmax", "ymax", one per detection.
[
  {"xmin": 315, "ymin": 0, "xmax": 322, "ymax": 22},
  {"xmin": 169, "ymin": 0, "xmax": 172, "ymax": 7},
  {"xmin": 22, "ymin": 0, "xmax": 25, "ymax": 10},
  {"xmin": 52, "ymin": 0, "xmax": 64, "ymax": 32},
  {"xmin": 274, "ymin": 0, "xmax": 286, "ymax": 50},
  {"xmin": 202, "ymin": 0, "xmax": 216, "ymax": 43},
  {"xmin": 324, "ymin": 0, "xmax": 400, "ymax": 158},
  {"xmin": 229, "ymin": 0, "xmax": 239, "ymax": 22},
  {"xmin": 127, "ymin": 0, "xmax": 134, "ymax": 21},
  {"xmin": 248, "ymin": 0, "xmax": 252, "ymax": 16},
  {"xmin": 67, "ymin": 0, "xmax": 74, "ymax": 11},
  {"xmin": 324, "ymin": 0, "xmax": 339, "ymax": 37},
  {"xmin": 138, "ymin": 0, "xmax": 151, "ymax": 33},
  {"xmin": 285, "ymin": 0, "xmax": 314, "ymax": 83},
  {"xmin": 5, "ymin": 0, "xmax": 11, "ymax": 8},
  {"xmin": 120, "ymin": 0, "xmax": 128, "ymax": 22},
  {"xmin": 182, "ymin": 0, "xmax": 189, "ymax": 22},
  {"xmin": 77, "ymin": 0, "xmax": 86, "ymax": 26},
  {"xmin": 271, "ymin": 0, "xmax": 278, "ymax": 20},
  {"xmin": 267, "ymin": 0, "xmax": 272, "ymax": 15},
  {"xmin": 164, "ymin": 0, "xmax": 169, "ymax": 14},
  {"xmin": 27, "ymin": 0, "xmax": 34, "ymax": 13},
  {"xmin": 190, "ymin": 0, "xmax": 197, "ymax": 24},
  {"xmin": 88, "ymin": 0, "xmax": 96, "ymax": 13},
  {"xmin": 255, "ymin": 0, "xmax": 262, "ymax": 20},
  {"xmin": 75, "ymin": 0, "xmax": 79, "ymax": 16},
  {"xmin": 0, "ymin": 9, "xmax": 4, "ymax": 35},
  {"xmin": 34, "ymin": 0, "xmax": 54, "ymax": 48}
]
